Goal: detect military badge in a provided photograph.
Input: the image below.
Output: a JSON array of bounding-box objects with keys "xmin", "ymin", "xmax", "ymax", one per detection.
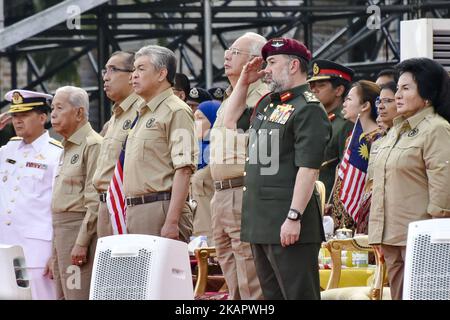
[
  {"xmin": 71, "ymin": 154, "xmax": 79, "ymax": 164},
  {"xmin": 12, "ymin": 91, "xmax": 24, "ymax": 105},
  {"xmin": 26, "ymin": 162, "xmax": 48, "ymax": 170},
  {"xmin": 268, "ymin": 104, "xmax": 294, "ymax": 125},
  {"xmin": 313, "ymin": 63, "xmax": 320, "ymax": 76},
  {"xmin": 146, "ymin": 118, "xmax": 155, "ymax": 128},
  {"xmin": 303, "ymin": 91, "xmax": 320, "ymax": 103},
  {"xmin": 123, "ymin": 119, "xmax": 132, "ymax": 130},
  {"xmin": 408, "ymin": 128, "xmax": 419, "ymax": 137},
  {"xmin": 189, "ymin": 88, "xmax": 199, "ymax": 99},
  {"xmin": 6, "ymin": 158, "xmax": 16, "ymax": 164},
  {"xmin": 271, "ymin": 39, "xmax": 284, "ymax": 48}
]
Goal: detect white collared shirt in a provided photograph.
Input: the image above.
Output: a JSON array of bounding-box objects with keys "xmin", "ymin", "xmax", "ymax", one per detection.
[{"xmin": 0, "ymin": 131, "xmax": 62, "ymax": 267}]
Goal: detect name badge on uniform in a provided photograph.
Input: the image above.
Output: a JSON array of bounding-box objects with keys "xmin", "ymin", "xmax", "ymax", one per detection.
[
  {"xmin": 268, "ymin": 104, "xmax": 294, "ymax": 125},
  {"xmin": 26, "ymin": 162, "xmax": 48, "ymax": 170}
]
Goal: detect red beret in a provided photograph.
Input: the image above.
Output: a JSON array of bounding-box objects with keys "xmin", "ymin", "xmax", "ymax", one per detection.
[{"xmin": 262, "ymin": 38, "xmax": 312, "ymax": 62}]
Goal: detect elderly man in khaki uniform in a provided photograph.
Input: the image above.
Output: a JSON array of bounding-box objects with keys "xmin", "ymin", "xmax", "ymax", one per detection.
[
  {"xmin": 124, "ymin": 45, "xmax": 196, "ymax": 242},
  {"xmin": 209, "ymin": 32, "xmax": 268, "ymax": 300},
  {"xmin": 93, "ymin": 51, "xmax": 143, "ymax": 237},
  {"xmin": 51, "ymin": 86, "xmax": 102, "ymax": 300}
]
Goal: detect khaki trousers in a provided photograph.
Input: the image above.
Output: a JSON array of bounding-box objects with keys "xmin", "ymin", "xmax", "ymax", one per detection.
[
  {"xmin": 97, "ymin": 201, "xmax": 113, "ymax": 238},
  {"xmin": 211, "ymin": 187, "xmax": 263, "ymax": 300},
  {"xmin": 381, "ymin": 244, "xmax": 407, "ymax": 300},
  {"xmin": 191, "ymin": 166, "xmax": 214, "ymax": 245},
  {"xmin": 126, "ymin": 200, "xmax": 193, "ymax": 243},
  {"xmin": 52, "ymin": 212, "xmax": 97, "ymax": 300}
]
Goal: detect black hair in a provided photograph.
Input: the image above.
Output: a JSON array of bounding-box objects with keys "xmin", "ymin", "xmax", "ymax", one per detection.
[
  {"xmin": 352, "ymin": 80, "xmax": 380, "ymax": 122},
  {"xmin": 329, "ymin": 77, "xmax": 352, "ymax": 99},
  {"xmin": 396, "ymin": 58, "xmax": 450, "ymax": 122},
  {"xmin": 174, "ymin": 73, "xmax": 191, "ymax": 97},
  {"xmin": 379, "ymin": 81, "xmax": 397, "ymax": 94},
  {"xmin": 287, "ymin": 55, "xmax": 308, "ymax": 74},
  {"xmin": 377, "ymin": 68, "xmax": 399, "ymax": 84}
]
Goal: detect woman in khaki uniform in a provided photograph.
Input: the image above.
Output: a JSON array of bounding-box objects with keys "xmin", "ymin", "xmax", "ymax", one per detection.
[
  {"xmin": 191, "ymin": 100, "xmax": 220, "ymax": 245},
  {"xmin": 369, "ymin": 58, "xmax": 450, "ymax": 300}
]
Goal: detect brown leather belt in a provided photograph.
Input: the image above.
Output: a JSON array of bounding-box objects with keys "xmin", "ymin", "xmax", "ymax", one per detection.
[
  {"xmin": 125, "ymin": 191, "xmax": 171, "ymax": 207},
  {"xmin": 214, "ymin": 176, "xmax": 244, "ymax": 191},
  {"xmin": 99, "ymin": 192, "xmax": 107, "ymax": 203}
]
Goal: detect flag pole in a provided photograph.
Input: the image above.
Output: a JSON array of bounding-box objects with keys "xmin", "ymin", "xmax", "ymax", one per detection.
[{"xmin": 326, "ymin": 113, "xmax": 361, "ymax": 205}]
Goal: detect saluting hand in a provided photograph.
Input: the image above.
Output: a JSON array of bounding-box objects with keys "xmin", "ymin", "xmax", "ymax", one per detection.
[
  {"xmin": 239, "ymin": 57, "xmax": 266, "ymax": 86},
  {"xmin": 71, "ymin": 244, "xmax": 88, "ymax": 267},
  {"xmin": 0, "ymin": 113, "xmax": 12, "ymax": 130},
  {"xmin": 280, "ymin": 219, "xmax": 301, "ymax": 247}
]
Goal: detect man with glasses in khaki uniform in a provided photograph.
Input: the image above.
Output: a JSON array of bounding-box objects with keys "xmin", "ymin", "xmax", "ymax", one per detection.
[
  {"xmin": 51, "ymin": 86, "xmax": 102, "ymax": 300},
  {"xmin": 124, "ymin": 45, "xmax": 196, "ymax": 242},
  {"xmin": 209, "ymin": 32, "xmax": 268, "ymax": 300},
  {"xmin": 93, "ymin": 51, "xmax": 143, "ymax": 237}
]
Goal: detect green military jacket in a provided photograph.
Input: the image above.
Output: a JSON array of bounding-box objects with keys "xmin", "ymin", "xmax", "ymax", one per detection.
[
  {"xmin": 240, "ymin": 83, "xmax": 331, "ymax": 244},
  {"xmin": 319, "ymin": 105, "xmax": 353, "ymax": 199}
]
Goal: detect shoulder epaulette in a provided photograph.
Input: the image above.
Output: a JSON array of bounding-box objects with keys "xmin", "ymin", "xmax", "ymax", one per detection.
[
  {"xmin": 9, "ymin": 136, "xmax": 23, "ymax": 141},
  {"xmin": 49, "ymin": 138, "xmax": 63, "ymax": 149},
  {"xmin": 302, "ymin": 91, "xmax": 320, "ymax": 103}
]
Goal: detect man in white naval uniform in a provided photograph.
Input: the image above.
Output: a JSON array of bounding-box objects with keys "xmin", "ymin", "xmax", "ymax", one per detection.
[{"xmin": 0, "ymin": 90, "xmax": 62, "ymax": 300}]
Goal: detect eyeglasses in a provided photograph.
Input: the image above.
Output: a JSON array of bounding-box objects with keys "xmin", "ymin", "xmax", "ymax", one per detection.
[
  {"xmin": 225, "ymin": 47, "xmax": 256, "ymax": 57},
  {"xmin": 375, "ymin": 97, "xmax": 395, "ymax": 107},
  {"xmin": 101, "ymin": 66, "xmax": 133, "ymax": 77}
]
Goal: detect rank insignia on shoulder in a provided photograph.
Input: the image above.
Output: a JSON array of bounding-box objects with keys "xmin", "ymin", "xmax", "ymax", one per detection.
[
  {"xmin": 303, "ymin": 91, "xmax": 320, "ymax": 103},
  {"xmin": 268, "ymin": 104, "xmax": 294, "ymax": 124},
  {"xmin": 10, "ymin": 136, "xmax": 23, "ymax": 141},
  {"xmin": 6, "ymin": 158, "xmax": 16, "ymax": 164},
  {"xmin": 49, "ymin": 139, "xmax": 63, "ymax": 149}
]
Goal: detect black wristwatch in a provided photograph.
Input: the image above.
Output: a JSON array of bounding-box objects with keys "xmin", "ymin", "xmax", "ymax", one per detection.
[{"xmin": 287, "ymin": 208, "xmax": 303, "ymax": 221}]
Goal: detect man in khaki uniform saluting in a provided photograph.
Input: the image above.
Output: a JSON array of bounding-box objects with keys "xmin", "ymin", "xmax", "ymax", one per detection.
[
  {"xmin": 209, "ymin": 32, "xmax": 268, "ymax": 300},
  {"xmin": 124, "ymin": 45, "xmax": 196, "ymax": 241},
  {"xmin": 51, "ymin": 86, "xmax": 102, "ymax": 300},
  {"xmin": 93, "ymin": 51, "xmax": 143, "ymax": 237}
]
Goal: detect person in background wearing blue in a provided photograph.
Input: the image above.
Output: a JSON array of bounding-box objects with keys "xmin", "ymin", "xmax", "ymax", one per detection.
[{"xmin": 190, "ymin": 100, "xmax": 221, "ymax": 245}]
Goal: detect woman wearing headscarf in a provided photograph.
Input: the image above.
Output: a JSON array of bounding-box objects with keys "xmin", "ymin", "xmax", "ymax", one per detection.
[
  {"xmin": 369, "ymin": 58, "xmax": 450, "ymax": 300},
  {"xmin": 191, "ymin": 100, "xmax": 221, "ymax": 245}
]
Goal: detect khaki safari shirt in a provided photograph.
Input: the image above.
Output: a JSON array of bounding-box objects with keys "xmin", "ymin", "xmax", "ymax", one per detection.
[
  {"xmin": 209, "ymin": 80, "xmax": 268, "ymax": 181},
  {"xmin": 52, "ymin": 122, "xmax": 103, "ymax": 247},
  {"xmin": 123, "ymin": 88, "xmax": 197, "ymax": 196},
  {"xmin": 92, "ymin": 93, "xmax": 143, "ymax": 192},
  {"xmin": 369, "ymin": 107, "xmax": 450, "ymax": 245}
]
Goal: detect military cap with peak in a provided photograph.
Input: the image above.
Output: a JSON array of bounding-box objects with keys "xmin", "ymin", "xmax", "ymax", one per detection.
[
  {"xmin": 261, "ymin": 38, "xmax": 312, "ymax": 62},
  {"xmin": 308, "ymin": 59, "xmax": 354, "ymax": 83},
  {"xmin": 208, "ymin": 87, "xmax": 226, "ymax": 101},
  {"xmin": 187, "ymin": 87, "xmax": 213, "ymax": 104},
  {"xmin": 5, "ymin": 89, "xmax": 52, "ymax": 114}
]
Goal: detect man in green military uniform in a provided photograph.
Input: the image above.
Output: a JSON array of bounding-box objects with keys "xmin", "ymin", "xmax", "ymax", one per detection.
[
  {"xmin": 224, "ymin": 38, "xmax": 331, "ymax": 299},
  {"xmin": 308, "ymin": 59, "xmax": 354, "ymax": 200}
]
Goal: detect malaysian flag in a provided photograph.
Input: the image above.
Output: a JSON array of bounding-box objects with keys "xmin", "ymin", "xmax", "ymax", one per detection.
[
  {"xmin": 106, "ymin": 114, "xmax": 138, "ymax": 234},
  {"xmin": 337, "ymin": 117, "xmax": 369, "ymax": 222}
]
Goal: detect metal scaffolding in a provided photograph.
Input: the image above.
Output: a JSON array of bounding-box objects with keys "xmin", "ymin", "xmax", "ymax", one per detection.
[{"xmin": 0, "ymin": 0, "xmax": 449, "ymax": 129}]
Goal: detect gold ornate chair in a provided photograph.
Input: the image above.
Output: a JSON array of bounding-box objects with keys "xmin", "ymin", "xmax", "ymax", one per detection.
[
  {"xmin": 193, "ymin": 247, "xmax": 228, "ymax": 300},
  {"xmin": 320, "ymin": 235, "xmax": 391, "ymax": 300}
]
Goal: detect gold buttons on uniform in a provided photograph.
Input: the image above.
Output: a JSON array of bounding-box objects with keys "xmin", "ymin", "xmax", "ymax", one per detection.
[
  {"xmin": 243, "ymin": 187, "xmax": 247, "ymax": 191},
  {"xmin": 5, "ymin": 221, "xmax": 11, "ymax": 226},
  {"xmin": 245, "ymin": 157, "xmax": 249, "ymax": 162},
  {"xmin": 264, "ymin": 116, "xmax": 267, "ymax": 120},
  {"xmin": 243, "ymin": 172, "xmax": 246, "ymax": 176}
]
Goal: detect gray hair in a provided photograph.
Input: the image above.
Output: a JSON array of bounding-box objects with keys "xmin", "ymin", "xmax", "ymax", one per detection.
[
  {"xmin": 241, "ymin": 32, "xmax": 267, "ymax": 57},
  {"xmin": 135, "ymin": 45, "xmax": 177, "ymax": 85},
  {"xmin": 55, "ymin": 86, "xmax": 89, "ymax": 118}
]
